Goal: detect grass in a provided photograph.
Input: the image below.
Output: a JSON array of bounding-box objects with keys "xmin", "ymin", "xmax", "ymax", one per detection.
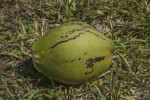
[{"xmin": 0, "ymin": 0, "xmax": 150, "ymax": 99}]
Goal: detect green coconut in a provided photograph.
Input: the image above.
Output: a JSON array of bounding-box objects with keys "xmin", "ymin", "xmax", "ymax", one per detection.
[{"xmin": 32, "ymin": 22, "xmax": 115, "ymax": 84}]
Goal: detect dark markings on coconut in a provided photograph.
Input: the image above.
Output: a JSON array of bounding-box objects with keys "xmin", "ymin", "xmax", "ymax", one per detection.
[
  {"xmin": 60, "ymin": 29, "xmax": 84, "ymax": 39},
  {"xmin": 69, "ymin": 30, "xmax": 76, "ymax": 34},
  {"xmin": 70, "ymin": 23, "xmax": 109, "ymax": 41},
  {"xmin": 69, "ymin": 29, "xmax": 84, "ymax": 34},
  {"xmin": 86, "ymin": 56, "xmax": 105, "ymax": 68},
  {"xmin": 83, "ymin": 26, "xmax": 91, "ymax": 29},
  {"xmin": 65, "ymin": 57, "xmax": 82, "ymax": 63},
  {"xmin": 86, "ymin": 30, "xmax": 109, "ymax": 41},
  {"xmin": 60, "ymin": 36, "xmax": 63, "ymax": 38},
  {"xmin": 50, "ymin": 51, "xmax": 53, "ymax": 53},
  {"xmin": 85, "ymin": 70, "xmax": 94, "ymax": 75},
  {"xmin": 71, "ymin": 60, "xmax": 75, "ymax": 62},
  {"xmin": 78, "ymin": 57, "xmax": 81, "ymax": 61},
  {"xmin": 64, "ymin": 52, "xmax": 87, "ymax": 63},
  {"xmin": 86, "ymin": 58, "xmax": 94, "ymax": 68},
  {"xmin": 50, "ymin": 32, "xmax": 85, "ymax": 49},
  {"xmin": 84, "ymin": 52, "xmax": 87, "ymax": 56}
]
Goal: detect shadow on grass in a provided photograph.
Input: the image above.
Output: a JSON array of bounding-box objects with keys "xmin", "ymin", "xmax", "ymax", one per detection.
[{"xmin": 18, "ymin": 57, "xmax": 81, "ymax": 89}]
